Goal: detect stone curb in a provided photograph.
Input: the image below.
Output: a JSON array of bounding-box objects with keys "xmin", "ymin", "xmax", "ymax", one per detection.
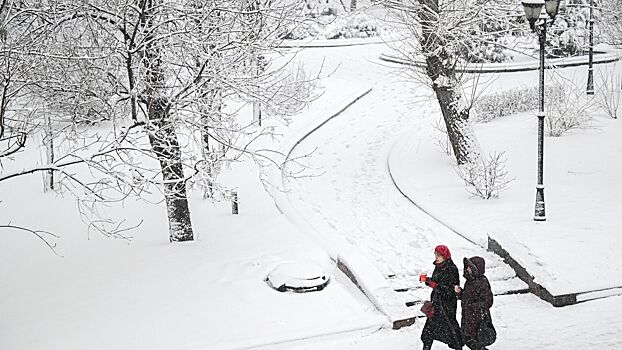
[{"xmin": 379, "ymin": 51, "xmax": 621, "ymax": 73}]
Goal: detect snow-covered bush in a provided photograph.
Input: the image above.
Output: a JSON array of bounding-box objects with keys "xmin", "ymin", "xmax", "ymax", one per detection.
[
  {"xmin": 456, "ymin": 151, "xmax": 514, "ymax": 199},
  {"xmin": 547, "ymin": 0, "xmax": 590, "ymax": 58},
  {"xmin": 546, "ymin": 81, "xmax": 595, "ymax": 136},
  {"xmin": 323, "ymin": 13, "xmax": 381, "ymax": 39},
  {"xmin": 453, "ymin": 11, "xmax": 526, "ymax": 63},
  {"xmin": 279, "ymin": 13, "xmax": 381, "ymax": 40},
  {"xmin": 472, "ymin": 84, "xmax": 567, "ymax": 123},
  {"xmin": 460, "ymin": 43, "xmax": 510, "ymax": 64},
  {"xmin": 596, "ymin": 65, "xmax": 621, "ymax": 119}
]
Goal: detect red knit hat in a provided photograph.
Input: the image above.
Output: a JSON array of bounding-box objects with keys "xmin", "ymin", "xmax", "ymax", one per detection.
[{"xmin": 434, "ymin": 245, "xmax": 451, "ymax": 259}]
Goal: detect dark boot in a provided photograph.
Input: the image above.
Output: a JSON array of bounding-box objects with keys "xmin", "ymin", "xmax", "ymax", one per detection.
[{"xmin": 423, "ymin": 342, "xmax": 432, "ymax": 350}]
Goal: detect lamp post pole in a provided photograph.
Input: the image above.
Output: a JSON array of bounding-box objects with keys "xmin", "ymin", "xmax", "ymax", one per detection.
[
  {"xmin": 586, "ymin": 0, "xmax": 595, "ymax": 95},
  {"xmin": 522, "ymin": 0, "xmax": 559, "ymax": 221},
  {"xmin": 535, "ymin": 19, "xmax": 547, "ymax": 221}
]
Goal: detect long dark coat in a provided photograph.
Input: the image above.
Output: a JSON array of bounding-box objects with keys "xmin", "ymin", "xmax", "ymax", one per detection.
[
  {"xmin": 459, "ymin": 257, "xmax": 494, "ymax": 344},
  {"xmin": 421, "ymin": 258, "xmax": 463, "ymax": 348}
]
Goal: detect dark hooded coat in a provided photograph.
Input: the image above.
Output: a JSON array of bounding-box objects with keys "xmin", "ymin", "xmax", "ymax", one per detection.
[
  {"xmin": 421, "ymin": 258, "xmax": 463, "ymax": 348},
  {"xmin": 459, "ymin": 257, "xmax": 494, "ymax": 343}
]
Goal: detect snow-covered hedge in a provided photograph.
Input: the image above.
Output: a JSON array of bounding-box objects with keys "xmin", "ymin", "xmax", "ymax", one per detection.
[
  {"xmin": 460, "ymin": 43, "xmax": 510, "ymax": 64},
  {"xmin": 279, "ymin": 13, "xmax": 382, "ymax": 40},
  {"xmin": 472, "ymin": 84, "xmax": 567, "ymax": 123}
]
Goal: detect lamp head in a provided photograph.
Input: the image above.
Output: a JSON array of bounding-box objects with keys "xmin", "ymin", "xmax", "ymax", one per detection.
[
  {"xmin": 522, "ymin": 0, "xmax": 545, "ymax": 30},
  {"xmin": 544, "ymin": 0, "xmax": 561, "ymax": 20}
]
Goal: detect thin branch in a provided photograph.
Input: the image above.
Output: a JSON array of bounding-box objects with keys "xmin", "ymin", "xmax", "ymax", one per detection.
[{"xmin": 0, "ymin": 224, "xmax": 62, "ymax": 256}]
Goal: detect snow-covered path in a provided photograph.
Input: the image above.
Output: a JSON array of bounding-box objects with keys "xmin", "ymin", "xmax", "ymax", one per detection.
[{"xmin": 281, "ymin": 43, "xmax": 524, "ymax": 306}]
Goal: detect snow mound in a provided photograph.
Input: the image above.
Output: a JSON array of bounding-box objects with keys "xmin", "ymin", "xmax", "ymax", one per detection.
[{"xmin": 267, "ymin": 261, "xmax": 330, "ymax": 292}]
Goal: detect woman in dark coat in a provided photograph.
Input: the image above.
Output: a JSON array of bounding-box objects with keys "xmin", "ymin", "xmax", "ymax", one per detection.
[
  {"xmin": 454, "ymin": 256, "xmax": 495, "ymax": 350},
  {"xmin": 420, "ymin": 245, "xmax": 463, "ymax": 350}
]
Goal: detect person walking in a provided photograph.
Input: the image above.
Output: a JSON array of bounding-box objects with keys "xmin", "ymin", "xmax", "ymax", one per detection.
[
  {"xmin": 420, "ymin": 245, "xmax": 463, "ymax": 350},
  {"xmin": 454, "ymin": 256, "xmax": 496, "ymax": 350}
]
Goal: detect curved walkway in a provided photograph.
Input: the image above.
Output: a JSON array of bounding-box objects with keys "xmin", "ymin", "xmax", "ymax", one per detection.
[{"xmin": 278, "ymin": 44, "xmax": 525, "ymax": 315}]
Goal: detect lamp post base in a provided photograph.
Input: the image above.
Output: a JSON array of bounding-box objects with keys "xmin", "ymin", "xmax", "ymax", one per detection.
[
  {"xmin": 533, "ymin": 214, "xmax": 546, "ymax": 221},
  {"xmin": 587, "ymin": 67, "xmax": 594, "ymax": 95},
  {"xmin": 534, "ymin": 185, "xmax": 546, "ymax": 221}
]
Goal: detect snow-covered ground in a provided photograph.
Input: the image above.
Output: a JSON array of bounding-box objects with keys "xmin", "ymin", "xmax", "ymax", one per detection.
[
  {"xmin": 274, "ymin": 293, "xmax": 622, "ymax": 350},
  {"xmin": 2, "ymin": 27, "xmax": 622, "ymax": 350},
  {"xmin": 0, "ymin": 152, "xmax": 387, "ymax": 350},
  {"xmin": 389, "ymin": 63, "xmax": 622, "ymax": 296}
]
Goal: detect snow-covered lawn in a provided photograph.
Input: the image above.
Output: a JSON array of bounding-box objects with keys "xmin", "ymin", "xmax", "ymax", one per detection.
[
  {"xmin": 390, "ymin": 62, "xmax": 622, "ymax": 296},
  {"xmin": 0, "ymin": 156, "xmax": 386, "ymax": 350}
]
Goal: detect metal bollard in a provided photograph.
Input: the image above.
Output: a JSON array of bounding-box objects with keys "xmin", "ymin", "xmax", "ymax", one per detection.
[{"xmin": 231, "ymin": 190, "xmax": 238, "ymax": 215}]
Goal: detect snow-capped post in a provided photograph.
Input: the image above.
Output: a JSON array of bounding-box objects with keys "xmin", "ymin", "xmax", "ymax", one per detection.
[
  {"xmin": 231, "ymin": 190, "xmax": 239, "ymax": 215},
  {"xmin": 43, "ymin": 115, "xmax": 54, "ymax": 192},
  {"xmin": 521, "ymin": 0, "xmax": 561, "ymax": 221}
]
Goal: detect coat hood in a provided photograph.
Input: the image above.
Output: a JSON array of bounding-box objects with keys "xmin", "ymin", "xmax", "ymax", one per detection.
[{"xmin": 464, "ymin": 256, "xmax": 486, "ymax": 278}]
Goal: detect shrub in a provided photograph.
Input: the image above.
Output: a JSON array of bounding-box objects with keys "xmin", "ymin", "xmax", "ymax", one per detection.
[
  {"xmin": 456, "ymin": 151, "xmax": 514, "ymax": 199},
  {"xmin": 545, "ymin": 80, "xmax": 594, "ymax": 136},
  {"xmin": 279, "ymin": 12, "xmax": 381, "ymax": 40},
  {"xmin": 454, "ymin": 11, "xmax": 526, "ymax": 63},
  {"xmin": 596, "ymin": 65, "xmax": 621, "ymax": 119},
  {"xmin": 472, "ymin": 84, "xmax": 567, "ymax": 123},
  {"xmin": 324, "ymin": 13, "xmax": 382, "ymax": 39},
  {"xmin": 547, "ymin": 0, "xmax": 590, "ymax": 58}
]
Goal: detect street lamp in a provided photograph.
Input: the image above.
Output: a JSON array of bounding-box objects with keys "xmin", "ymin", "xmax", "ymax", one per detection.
[
  {"xmin": 586, "ymin": 0, "xmax": 595, "ymax": 95},
  {"xmin": 521, "ymin": 0, "xmax": 560, "ymax": 221}
]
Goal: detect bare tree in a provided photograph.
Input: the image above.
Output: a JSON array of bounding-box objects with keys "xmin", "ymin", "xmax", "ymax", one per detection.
[
  {"xmin": 0, "ymin": 1, "xmax": 47, "ymax": 158},
  {"xmin": 384, "ymin": 0, "xmax": 524, "ymax": 165},
  {"xmin": 1, "ymin": 0, "xmax": 315, "ymax": 244}
]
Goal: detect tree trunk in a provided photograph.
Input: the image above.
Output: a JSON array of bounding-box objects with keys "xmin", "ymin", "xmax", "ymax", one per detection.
[
  {"xmin": 143, "ymin": 0, "xmax": 193, "ymax": 242},
  {"xmin": 431, "ymin": 76, "xmax": 479, "ymax": 165},
  {"xmin": 147, "ymin": 111, "xmax": 194, "ymax": 242},
  {"xmin": 418, "ymin": 0, "xmax": 480, "ymax": 165}
]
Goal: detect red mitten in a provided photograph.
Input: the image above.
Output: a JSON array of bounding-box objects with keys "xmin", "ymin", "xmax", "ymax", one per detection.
[{"xmin": 427, "ymin": 280, "xmax": 438, "ymax": 289}]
